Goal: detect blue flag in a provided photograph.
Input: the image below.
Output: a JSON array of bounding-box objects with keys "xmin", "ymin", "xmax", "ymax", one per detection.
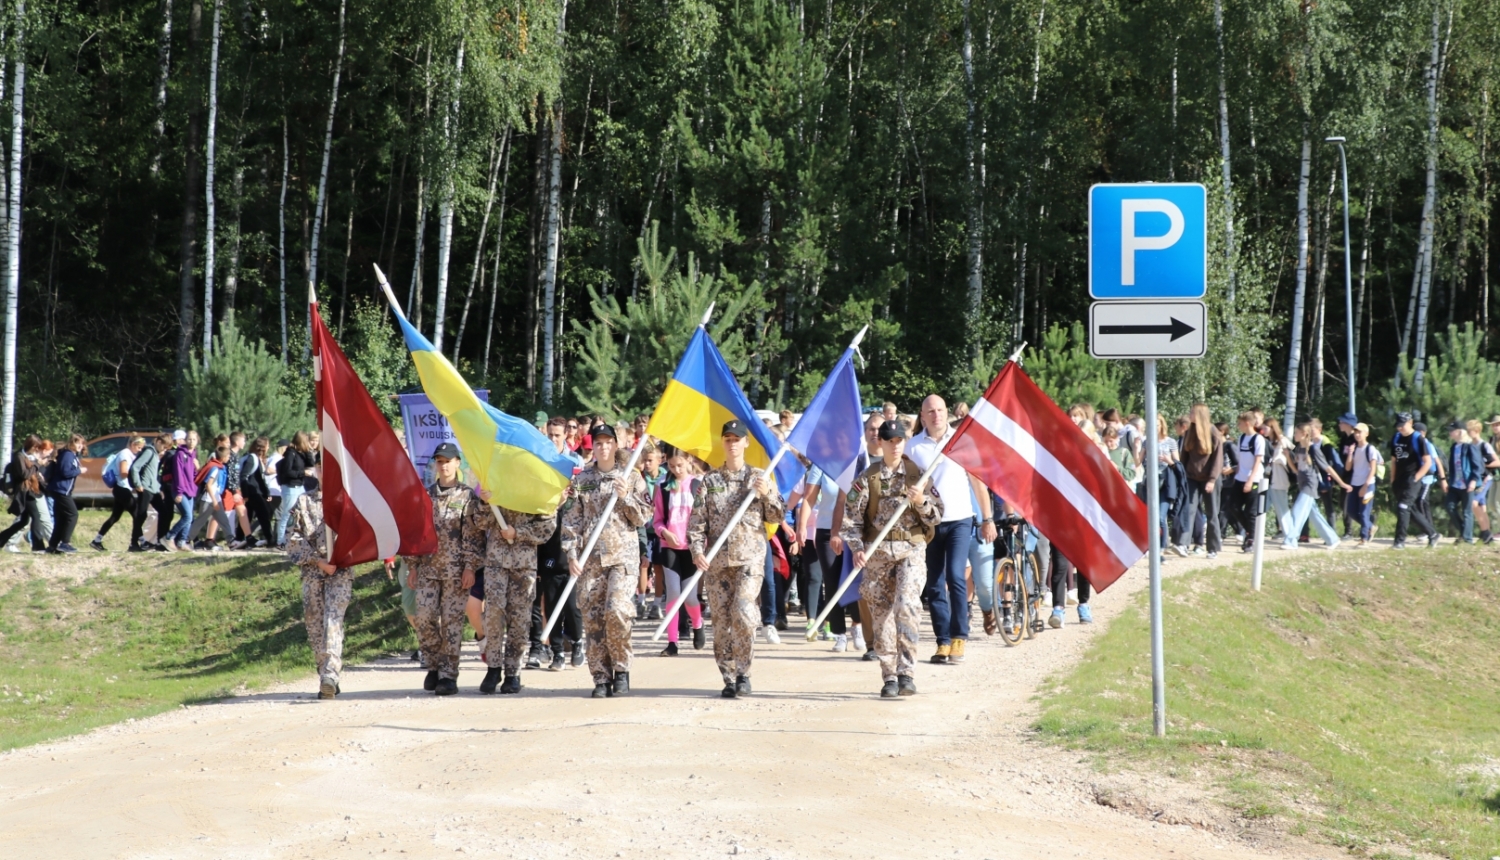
[{"xmin": 786, "ymin": 347, "xmax": 866, "ymax": 491}]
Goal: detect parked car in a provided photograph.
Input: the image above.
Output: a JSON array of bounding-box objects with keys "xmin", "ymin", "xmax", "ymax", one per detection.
[{"xmin": 74, "ymin": 429, "xmax": 168, "ymax": 503}]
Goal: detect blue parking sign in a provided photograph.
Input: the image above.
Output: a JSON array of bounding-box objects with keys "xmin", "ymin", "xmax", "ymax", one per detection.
[{"xmin": 1089, "ymin": 183, "xmax": 1206, "ymax": 299}]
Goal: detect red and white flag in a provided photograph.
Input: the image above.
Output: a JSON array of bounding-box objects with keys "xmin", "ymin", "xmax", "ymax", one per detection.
[
  {"xmin": 311, "ymin": 289, "xmax": 437, "ymax": 566},
  {"xmin": 943, "ymin": 363, "xmax": 1148, "ymax": 591}
]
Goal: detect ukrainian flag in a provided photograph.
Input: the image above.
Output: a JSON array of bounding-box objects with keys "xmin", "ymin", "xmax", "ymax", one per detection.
[
  {"xmin": 387, "ymin": 300, "xmax": 574, "ymax": 515},
  {"xmin": 647, "ymin": 327, "xmax": 805, "ymax": 496}
]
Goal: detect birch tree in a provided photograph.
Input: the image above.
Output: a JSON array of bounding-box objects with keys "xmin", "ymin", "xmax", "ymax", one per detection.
[
  {"xmin": 150, "ymin": 0, "xmax": 173, "ymax": 179},
  {"xmin": 307, "ymin": 0, "xmax": 347, "ymax": 341},
  {"xmin": 1411, "ymin": 0, "xmax": 1449, "ymax": 392},
  {"xmin": 175, "ymin": 0, "xmax": 205, "ymax": 391},
  {"xmin": 1214, "ymin": 0, "xmax": 1236, "ymax": 304},
  {"xmin": 960, "ymin": 0, "xmax": 982, "ymax": 350},
  {"xmin": 201, "ymin": 0, "xmax": 222, "ymax": 368},
  {"xmin": 278, "ymin": 118, "xmax": 289, "ymax": 361},
  {"xmin": 0, "ymin": 0, "xmax": 22, "ymax": 459},
  {"xmin": 431, "ymin": 37, "xmax": 465, "ymax": 352}
]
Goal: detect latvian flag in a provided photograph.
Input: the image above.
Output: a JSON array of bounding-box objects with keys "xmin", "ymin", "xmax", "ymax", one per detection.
[{"xmin": 943, "ymin": 363, "xmax": 1148, "ymax": 591}]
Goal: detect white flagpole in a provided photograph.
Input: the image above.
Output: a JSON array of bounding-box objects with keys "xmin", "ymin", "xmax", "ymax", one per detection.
[
  {"xmin": 650, "ymin": 441, "xmax": 793, "ymax": 641},
  {"xmin": 539, "ymin": 436, "xmax": 650, "ymax": 643}
]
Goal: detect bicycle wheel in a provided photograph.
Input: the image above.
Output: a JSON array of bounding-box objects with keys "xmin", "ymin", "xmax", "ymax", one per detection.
[
  {"xmin": 995, "ymin": 558, "xmax": 1026, "ymax": 645},
  {"xmin": 1022, "ymin": 551, "xmax": 1043, "ymax": 639}
]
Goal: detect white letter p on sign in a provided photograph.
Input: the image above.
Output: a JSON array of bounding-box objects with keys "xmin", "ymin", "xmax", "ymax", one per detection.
[{"xmin": 1120, "ymin": 198, "xmax": 1185, "ymax": 286}]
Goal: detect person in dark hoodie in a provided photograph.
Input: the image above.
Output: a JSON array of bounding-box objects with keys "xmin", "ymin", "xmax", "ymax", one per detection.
[
  {"xmin": 0, "ymin": 435, "xmax": 46, "ymax": 551},
  {"xmin": 45, "ymin": 435, "xmax": 87, "ymax": 554}
]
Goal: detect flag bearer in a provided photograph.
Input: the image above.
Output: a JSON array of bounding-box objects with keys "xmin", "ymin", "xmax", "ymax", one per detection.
[
  {"xmin": 564, "ymin": 424, "xmax": 653, "ymax": 697},
  {"xmin": 470, "ymin": 492, "xmax": 558, "ymax": 694},
  {"xmin": 285, "ymin": 463, "xmax": 352, "ymax": 700},
  {"xmin": 841, "ymin": 420, "xmax": 943, "ymax": 697},
  {"xmin": 689, "ymin": 420, "xmax": 785, "ymax": 699},
  {"xmin": 403, "ymin": 442, "xmax": 485, "ymax": 696}
]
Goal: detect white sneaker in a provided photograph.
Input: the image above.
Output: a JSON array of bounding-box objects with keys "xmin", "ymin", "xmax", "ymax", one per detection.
[
  {"xmin": 832, "ymin": 634, "xmax": 848, "ymax": 653},
  {"xmin": 763, "ymin": 625, "xmax": 782, "ymax": 645},
  {"xmin": 851, "ymin": 626, "xmax": 867, "ymax": 652}
]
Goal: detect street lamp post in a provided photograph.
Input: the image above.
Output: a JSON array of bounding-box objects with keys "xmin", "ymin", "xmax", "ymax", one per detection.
[{"xmin": 1325, "ymin": 136, "xmax": 1357, "ymax": 417}]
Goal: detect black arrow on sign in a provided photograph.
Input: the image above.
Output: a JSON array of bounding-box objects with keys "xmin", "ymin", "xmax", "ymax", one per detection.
[{"xmin": 1098, "ymin": 317, "xmax": 1196, "ymax": 342}]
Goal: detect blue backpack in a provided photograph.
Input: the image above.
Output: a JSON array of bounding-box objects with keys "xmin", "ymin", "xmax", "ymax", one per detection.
[{"xmin": 102, "ymin": 452, "xmax": 121, "ymax": 489}]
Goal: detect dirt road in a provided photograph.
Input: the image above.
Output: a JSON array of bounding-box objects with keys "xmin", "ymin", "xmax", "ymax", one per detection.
[{"xmin": 0, "ymin": 551, "xmax": 1343, "ymax": 860}]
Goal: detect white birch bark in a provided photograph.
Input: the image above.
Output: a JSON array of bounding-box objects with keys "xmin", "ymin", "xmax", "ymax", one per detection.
[
  {"xmin": 223, "ymin": 165, "xmax": 244, "ymax": 320},
  {"xmin": 431, "ymin": 37, "xmax": 465, "ymax": 353},
  {"xmin": 1282, "ymin": 129, "xmax": 1312, "ymax": 430},
  {"xmin": 201, "ymin": 0, "xmax": 221, "ymax": 368},
  {"xmin": 278, "ymin": 118, "xmax": 289, "ymax": 361},
  {"xmin": 307, "ymin": 0, "xmax": 347, "ymax": 299},
  {"xmin": 1215, "ymin": 0, "xmax": 1235, "ymax": 303},
  {"xmin": 0, "ymin": 1, "xmax": 22, "ymax": 459},
  {"xmin": 540, "ymin": 102, "xmax": 564, "ymax": 407},
  {"xmin": 453, "ymin": 132, "xmax": 503, "ymax": 361},
  {"xmin": 481, "ymin": 129, "xmax": 514, "ymax": 380},
  {"xmin": 151, "ymin": 0, "xmax": 173, "ymax": 178},
  {"xmin": 1411, "ymin": 0, "xmax": 1446, "ymax": 393},
  {"xmin": 960, "ymin": 0, "xmax": 982, "ymax": 350}
]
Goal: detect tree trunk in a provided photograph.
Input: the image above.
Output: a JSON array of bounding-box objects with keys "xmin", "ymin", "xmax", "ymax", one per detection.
[
  {"xmin": 1411, "ymin": 0, "xmax": 1444, "ymax": 393},
  {"xmin": 431, "ymin": 37, "xmax": 465, "ymax": 353},
  {"xmin": 524, "ymin": 129, "xmax": 543, "ymax": 399},
  {"xmin": 540, "ymin": 100, "xmax": 564, "ymax": 407},
  {"xmin": 1282, "ymin": 128, "xmax": 1312, "ymax": 430},
  {"xmin": 482, "ymin": 129, "xmax": 515, "ymax": 380},
  {"xmin": 1310, "ymin": 169, "xmax": 1336, "ymax": 402},
  {"xmin": 454, "ymin": 131, "xmax": 504, "ymax": 362},
  {"xmin": 0, "ymin": 3, "xmax": 23, "ymax": 460},
  {"xmin": 223, "ymin": 165, "xmax": 243, "ymax": 320},
  {"xmin": 1481, "ymin": 87, "xmax": 1492, "ymax": 346},
  {"xmin": 201, "ymin": 0, "xmax": 221, "ymax": 368},
  {"xmin": 150, "ymin": 0, "xmax": 174, "ymax": 179},
  {"xmin": 960, "ymin": 0, "xmax": 982, "ymax": 350},
  {"xmin": 1353, "ymin": 181, "xmax": 1373, "ymax": 384},
  {"xmin": 1215, "ymin": 0, "xmax": 1235, "ymax": 304},
  {"xmin": 175, "ymin": 0, "xmax": 204, "ymax": 394},
  {"xmin": 338, "ymin": 168, "xmax": 355, "ymax": 336},
  {"xmin": 278, "ymin": 118, "xmax": 289, "ymax": 361},
  {"xmin": 748, "ymin": 192, "xmax": 771, "ymax": 403},
  {"xmin": 408, "ymin": 46, "xmax": 433, "ymax": 329},
  {"xmin": 307, "ymin": 0, "xmax": 346, "ymax": 298}
]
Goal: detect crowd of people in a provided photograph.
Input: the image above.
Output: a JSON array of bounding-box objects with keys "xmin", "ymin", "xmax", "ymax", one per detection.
[
  {"xmin": 7, "ymin": 395, "xmax": 1495, "ymax": 701},
  {"xmin": 0, "ymin": 429, "xmax": 324, "ymax": 555}
]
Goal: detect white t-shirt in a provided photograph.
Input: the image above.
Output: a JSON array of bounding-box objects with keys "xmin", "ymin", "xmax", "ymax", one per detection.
[
  {"xmin": 266, "ymin": 452, "xmax": 284, "ymax": 498},
  {"xmin": 1234, "ymin": 433, "xmax": 1267, "ymax": 486},
  {"xmin": 1349, "ymin": 443, "xmax": 1382, "ymax": 488},
  {"xmin": 116, "ymin": 449, "xmax": 136, "ymax": 485},
  {"xmin": 907, "ymin": 428, "xmax": 975, "ymax": 523}
]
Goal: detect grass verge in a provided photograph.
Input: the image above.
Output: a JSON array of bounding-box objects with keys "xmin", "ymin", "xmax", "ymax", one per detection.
[
  {"xmin": 0, "ymin": 536, "xmax": 410, "ymax": 750},
  {"xmin": 1036, "ymin": 548, "xmax": 1500, "ymax": 860}
]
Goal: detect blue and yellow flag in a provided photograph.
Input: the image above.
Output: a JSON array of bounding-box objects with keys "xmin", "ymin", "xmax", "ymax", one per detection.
[
  {"xmin": 647, "ymin": 327, "xmax": 805, "ymax": 496},
  {"xmin": 386, "ymin": 297, "xmax": 574, "ymax": 515}
]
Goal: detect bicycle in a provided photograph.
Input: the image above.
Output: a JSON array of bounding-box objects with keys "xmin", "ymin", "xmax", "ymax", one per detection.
[{"xmin": 995, "ymin": 515, "xmax": 1045, "ymax": 645}]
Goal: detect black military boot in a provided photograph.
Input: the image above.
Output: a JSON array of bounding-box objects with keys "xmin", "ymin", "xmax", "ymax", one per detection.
[
  {"xmin": 612, "ymin": 671, "xmax": 630, "ymax": 696},
  {"xmin": 721, "ymin": 682, "xmax": 738, "ymax": 699},
  {"xmin": 434, "ymin": 677, "xmax": 459, "ymax": 696},
  {"xmin": 500, "ymin": 673, "xmax": 521, "ymax": 694},
  {"xmin": 880, "ymin": 679, "xmax": 899, "ymax": 698},
  {"xmin": 479, "ymin": 667, "xmax": 503, "ymax": 694},
  {"xmin": 735, "ymin": 675, "xmax": 751, "ymax": 697},
  {"xmin": 897, "ymin": 675, "xmax": 917, "ymax": 697},
  {"xmin": 591, "ymin": 681, "xmax": 610, "ymax": 698},
  {"xmin": 423, "ymin": 670, "xmax": 439, "ymax": 692}
]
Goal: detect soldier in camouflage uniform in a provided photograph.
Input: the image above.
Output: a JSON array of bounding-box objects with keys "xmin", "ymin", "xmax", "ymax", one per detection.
[
  {"xmin": 285, "ymin": 465, "xmax": 354, "ymax": 700},
  {"xmin": 468, "ymin": 490, "xmax": 558, "ymax": 694},
  {"xmin": 689, "ymin": 420, "xmax": 784, "ymax": 698},
  {"xmin": 563, "ymin": 424, "xmax": 653, "ymax": 697},
  {"xmin": 401, "ymin": 443, "xmax": 484, "ymax": 696},
  {"xmin": 841, "ymin": 420, "xmax": 943, "ymax": 698}
]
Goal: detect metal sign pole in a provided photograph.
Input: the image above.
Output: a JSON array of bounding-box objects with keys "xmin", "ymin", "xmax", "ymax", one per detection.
[{"xmin": 1144, "ymin": 358, "xmax": 1166, "ymax": 738}]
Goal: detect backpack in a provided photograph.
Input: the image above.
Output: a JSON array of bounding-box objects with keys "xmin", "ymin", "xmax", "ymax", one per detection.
[
  {"xmin": 102, "ymin": 452, "xmax": 122, "ymax": 489},
  {"xmin": 859, "ymin": 459, "xmax": 936, "ymax": 545}
]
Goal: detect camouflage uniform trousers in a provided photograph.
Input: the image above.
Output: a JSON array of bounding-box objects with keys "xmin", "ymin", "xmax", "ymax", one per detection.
[
  {"xmin": 703, "ymin": 564, "xmax": 761, "ymax": 684},
  {"xmin": 577, "ymin": 561, "xmax": 636, "ymax": 684},
  {"xmin": 302, "ymin": 569, "xmax": 354, "ymax": 686},
  {"xmin": 859, "ymin": 544, "xmax": 925, "ymax": 682},
  {"xmin": 415, "ymin": 576, "xmax": 470, "ymax": 680},
  {"xmin": 483, "ymin": 566, "xmax": 536, "ymax": 673}
]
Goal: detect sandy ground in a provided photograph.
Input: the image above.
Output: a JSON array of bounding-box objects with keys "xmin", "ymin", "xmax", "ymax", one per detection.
[{"xmin": 0, "ymin": 545, "xmax": 1350, "ymax": 860}]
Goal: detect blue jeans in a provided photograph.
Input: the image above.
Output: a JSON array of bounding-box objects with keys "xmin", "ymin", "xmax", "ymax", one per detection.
[
  {"xmin": 166, "ymin": 496, "xmax": 196, "ymax": 544},
  {"xmin": 968, "ymin": 526, "xmax": 996, "ymax": 613},
  {"xmin": 760, "ymin": 540, "xmax": 778, "ymax": 626},
  {"xmin": 1345, "ymin": 487, "xmax": 1375, "ymax": 540},
  {"xmin": 276, "ymin": 484, "xmax": 305, "ymax": 546},
  {"xmin": 1285, "ymin": 490, "xmax": 1339, "ymax": 547},
  {"xmin": 924, "ymin": 520, "xmax": 973, "ymax": 644},
  {"xmin": 1445, "ymin": 488, "xmax": 1476, "ymax": 541}
]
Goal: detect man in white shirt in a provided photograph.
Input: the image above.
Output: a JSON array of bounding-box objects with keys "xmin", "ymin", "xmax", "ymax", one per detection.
[{"xmin": 906, "ymin": 395, "xmax": 997, "ymax": 665}]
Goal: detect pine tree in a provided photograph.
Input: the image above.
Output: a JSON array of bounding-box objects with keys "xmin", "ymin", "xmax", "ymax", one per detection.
[{"xmin": 180, "ymin": 318, "xmax": 310, "ymax": 440}]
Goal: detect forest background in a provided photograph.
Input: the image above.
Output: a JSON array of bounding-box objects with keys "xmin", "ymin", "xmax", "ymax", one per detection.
[{"xmin": 2, "ymin": 0, "xmax": 1499, "ymax": 448}]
